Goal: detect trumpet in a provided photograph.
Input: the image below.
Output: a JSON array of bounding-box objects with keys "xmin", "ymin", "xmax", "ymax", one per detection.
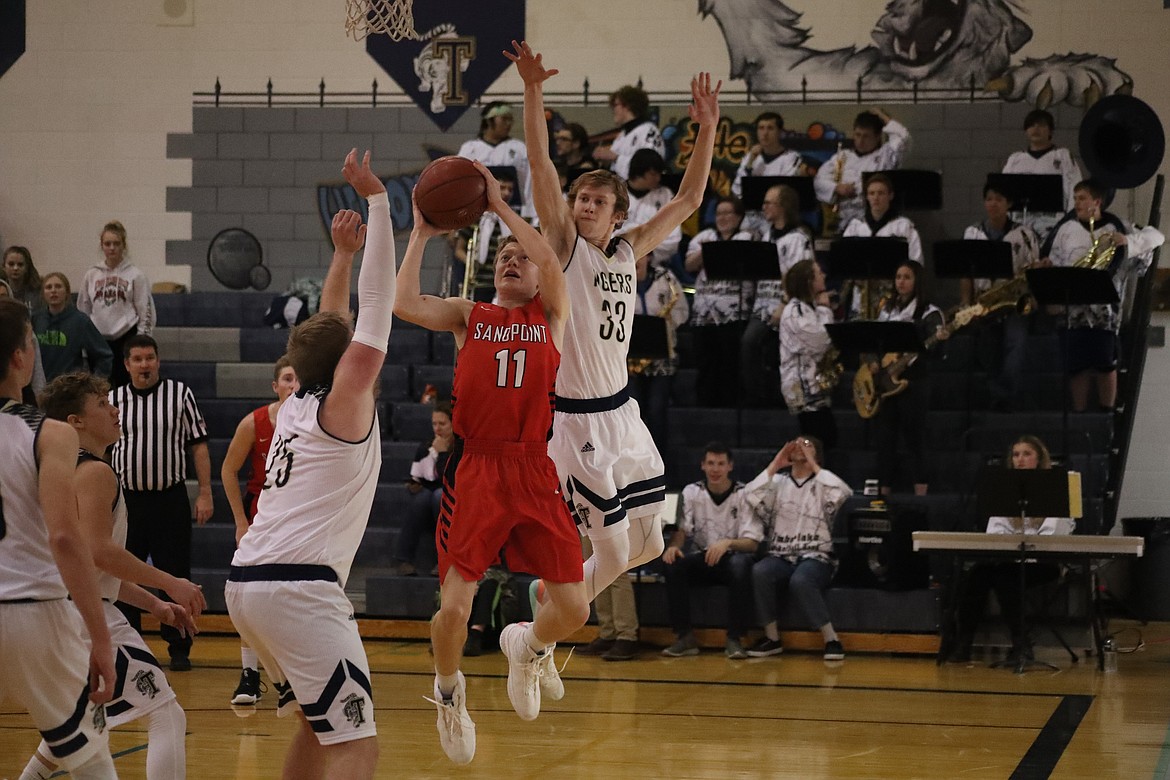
[{"xmin": 1072, "ymin": 217, "xmax": 1119, "ymax": 271}]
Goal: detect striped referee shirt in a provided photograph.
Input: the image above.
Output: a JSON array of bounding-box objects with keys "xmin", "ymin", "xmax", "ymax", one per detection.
[{"xmin": 110, "ymin": 378, "xmax": 209, "ymax": 492}]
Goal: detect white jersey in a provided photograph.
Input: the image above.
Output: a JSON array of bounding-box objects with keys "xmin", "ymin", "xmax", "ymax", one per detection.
[
  {"xmin": 962, "ymin": 220, "xmax": 1040, "ymax": 293},
  {"xmin": 814, "ymin": 119, "xmax": 911, "ymax": 228},
  {"xmin": 0, "ymin": 400, "xmax": 66, "ymax": 602},
  {"xmin": 232, "ymin": 387, "xmax": 381, "ymax": 587},
  {"xmin": 610, "ymin": 120, "xmax": 665, "ymax": 180},
  {"xmin": 1002, "ymin": 147, "xmax": 1082, "ymax": 212},
  {"xmin": 557, "ymin": 234, "xmax": 638, "ymax": 400},
  {"xmin": 678, "ymin": 480, "xmax": 763, "ymax": 551},
  {"xmin": 731, "ymin": 149, "xmax": 803, "ymax": 198},
  {"xmin": 79, "ymin": 452, "xmax": 128, "ymax": 602},
  {"xmin": 617, "ymin": 185, "xmax": 680, "ymax": 268},
  {"xmin": 753, "ymin": 225, "xmax": 814, "ymax": 323},
  {"xmin": 458, "ymin": 137, "xmax": 534, "ymax": 219}
]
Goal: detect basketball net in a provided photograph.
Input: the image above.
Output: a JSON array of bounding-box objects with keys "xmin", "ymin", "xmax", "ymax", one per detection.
[{"xmin": 344, "ymin": 0, "xmax": 420, "ymax": 41}]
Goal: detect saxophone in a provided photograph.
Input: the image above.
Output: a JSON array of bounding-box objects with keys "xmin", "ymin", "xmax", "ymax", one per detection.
[
  {"xmin": 814, "ymin": 346, "xmax": 843, "ymax": 392},
  {"xmin": 820, "ymin": 142, "xmax": 845, "ymax": 238},
  {"xmin": 1072, "ymin": 216, "xmax": 1119, "ymax": 271},
  {"xmin": 628, "ymin": 274, "xmax": 681, "ymax": 374}
]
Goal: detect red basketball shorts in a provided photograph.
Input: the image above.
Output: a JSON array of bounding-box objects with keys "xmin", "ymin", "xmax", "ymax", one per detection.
[{"xmin": 436, "ymin": 439, "xmax": 583, "ymax": 585}]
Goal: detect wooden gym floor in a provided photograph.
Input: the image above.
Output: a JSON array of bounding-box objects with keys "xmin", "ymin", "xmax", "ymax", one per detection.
[{"xmin": 3, "ymin": 621, "xmax": 1170, "ymax": 779}]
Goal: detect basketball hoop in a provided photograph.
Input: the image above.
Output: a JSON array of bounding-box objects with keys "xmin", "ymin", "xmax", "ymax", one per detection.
[{"xmin": 344, "ymin": 0, "xmax": 420, "ymax": 41}]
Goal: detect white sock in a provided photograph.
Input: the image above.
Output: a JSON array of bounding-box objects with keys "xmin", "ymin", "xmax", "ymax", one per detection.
[
  {"xmin": 436, "ymin": 672, "xmax": 460, "ymax": 699},
  {"xmin": 821, "ymin": 624, "xmax": 839, "ymax": 642},
  {"xmin": 764, "ymin": 623, "xmax": 780, "ymax": 642},
  {"xmin": 241, "ymin": 646, "xmax": 258, "ymax": 671},
  {"xmin": 523, "ymin": 623, "xmax": 549, "ymax": 654},
  {"xmin": 68, "ymin": 750, "xmax": 118, "ymax": 780},
  {"xmin": 18, "ymin": 752, "xmax": 54, "ymax": 780},
  {"xmin": 146, "ymin": 700, "xmax": 187, "ymax": 780}
]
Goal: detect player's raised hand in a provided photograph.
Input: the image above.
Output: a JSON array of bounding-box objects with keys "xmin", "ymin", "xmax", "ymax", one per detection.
[
  {"xmin": 331, "ymin": 209, "xmax": 368, "ymax": 254},
  {"xmin": 342, "ymin": 148, "xmax": 387, "ymax": 198},
  {"xmin": 688, "ymin": 72, "xmax": 723, "ymax": 127},
  {"xmin": 504, "ymin": 40, "xmax": 558, "ymax": 85}
]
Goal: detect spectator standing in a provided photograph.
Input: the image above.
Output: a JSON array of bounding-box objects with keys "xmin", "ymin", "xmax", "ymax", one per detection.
[
  {"xmin": 77, "ymin": 220, "xmax": 155, "ymax": 387},
  {"xmin": 393, "ymin": 401, "xmax": 454, "ymax": 576},
  {"xmin": 34, "ymin": 271, "xmax": 114, "ymax": 381},
  {"xmin": 779, "ymin": 259, "xmax": 839, "ymax": 449},
  {"xmin": 617, "ymin": 149, "xmax": 681, "ymax": 269},
  {"xmin": 814, "ymin": 108, "xmax": 910, "ymax": 232},
  {"xmin": 553, "ymin": 122, "xmax": 597, "ymax": 173},
  {"xmin": 841, "ymin": 173, "xmax": 923, "ymax": 319},
  {"xmin": 731, "ymin": 111, "xmax": 804, "ymax": 233},
  {"xmin": 1002, "ymin": 109, "xmax": 1083, "ymax": 239},
  {"xmin": 745, "ymin": 436, "xmax": 851, "ymax": 660},
  {"xmin": 629, "ymin": 252, "xmax": 689, "ymax": 448},
  {"xmin": 594, "ymin": 84, "xmax": 665, "ymax": 180},
  {"xmin": 661, "ymin": 442, "xmax": 763, "ymax": 659},
  {"xmin": 110, "ymin": 333, "xmax": 212, "ymax": 671},
  {"xmin": 458, "ymin": 101, "xmax": 534, "ymax": 219},
  {"xmin": 3, "ymin": 245, "xmax": 43, "ymax": 312}
]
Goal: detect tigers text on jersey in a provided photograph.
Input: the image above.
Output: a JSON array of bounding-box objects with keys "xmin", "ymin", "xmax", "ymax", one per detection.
[
  {"xmin": 232, "ymin": 388, "xmax": 381, "ymax": 587},
  {"xmin": 557, "ymin": 234, "xmax": 637, "ymax": 400},
  {"xmin": 0, "ymin": 399, "xmax": 66, "ymax": 601},
  {"xmin": 454, "ymin": 297, "xmax": 559, "ymax": 443}
]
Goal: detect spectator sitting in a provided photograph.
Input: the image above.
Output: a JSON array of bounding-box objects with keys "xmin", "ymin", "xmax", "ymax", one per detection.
[
  {"xmin": 948, "ymin": 435, "xmax": 1075, "ymax": 665},
  {"xmin": 3, "ymin": 245, "xmax": 43, "ymax": 312},
  {"xmin": 744, "ymin": 436, "xmax": 851, "ymax": 661},
  {"xmin": 554, "ymin": 122, "xmax": 597, "ymax": 173},
  {"xmin": 462, "ymin": 561, "xmax": 519, "ymax": 657},
  {"xmin": 731, "ymin": 111, "xmax": 804, "ymax": 233},
  {"xmin": 841, "ymin": 173, "xmax": 922, "ymax": 319},
  {"xmin": 616, "ymin": 149, "xmax": 681, "ymax": 269},
  {"xmin": 661, "ymin": 442, "xmax": 763, "ymax": 659},
  {"xmin": 628, "ymin": 252, "xmax": 689, "ymax": 450},
  {"xmin": 594, "ymin": 84, "xmax": 665, "ymax": 180},
  {"xmin": 685, "ymin": 196, "xmax": 757, "ymax": 408},
  {"xmin": 33, "ymin": 271, "xmax": 114, "ymax": 381},
  {"xmin": 394, "ymin": 401, "xmax": 454, "ymax": 576}
]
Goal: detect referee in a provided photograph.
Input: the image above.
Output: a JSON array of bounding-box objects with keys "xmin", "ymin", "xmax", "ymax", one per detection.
[{"xmin": 111, "ymin": 333, "xmax": 212, "ymax": 671}]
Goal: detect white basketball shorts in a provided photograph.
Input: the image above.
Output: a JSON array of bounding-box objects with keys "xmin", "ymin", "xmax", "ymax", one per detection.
[
  {"xmin": 226, "ymin": 578, "xmax": 376, "ymax": 745},
  {"xmin": 77, "ymin": 602, "xmax": 176, "ymax": 727},
  {"xmin": 550, "ymin": 395, "xmax": 667, "ymax": 541},
  {"xmin": 0, "ymin": 600, "xmax": 111, "ymax": 770}
]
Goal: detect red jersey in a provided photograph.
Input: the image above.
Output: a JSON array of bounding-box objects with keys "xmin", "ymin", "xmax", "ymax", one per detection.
[
  {"xmin": 453, "ymin": 297, "xmax": 558, "ymax": 443},
  {"xmin": 245, "ymin": 404, "xmax": 275, "ymax": 501}
]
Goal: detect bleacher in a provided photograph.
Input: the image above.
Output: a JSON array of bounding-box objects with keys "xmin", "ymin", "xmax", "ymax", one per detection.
[{"xmin": 169, "ymin": 291, "xmax": 1111, "ymax": 643}]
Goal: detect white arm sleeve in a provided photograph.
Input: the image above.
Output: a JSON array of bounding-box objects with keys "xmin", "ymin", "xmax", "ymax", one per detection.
[{"xmin": 352, "ymin": 192, "xmax": 397, "ymax": 352}]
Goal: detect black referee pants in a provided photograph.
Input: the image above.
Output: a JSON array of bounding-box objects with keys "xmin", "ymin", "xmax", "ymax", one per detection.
[{"xmin": 119, "ymin": 483, "xmax": 193, "ymax": 659}]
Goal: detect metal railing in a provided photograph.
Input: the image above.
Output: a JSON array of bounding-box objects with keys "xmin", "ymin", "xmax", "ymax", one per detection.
[{"xmin": 193, "ymin": 74, "xmax": 1001, "ymax": 107}]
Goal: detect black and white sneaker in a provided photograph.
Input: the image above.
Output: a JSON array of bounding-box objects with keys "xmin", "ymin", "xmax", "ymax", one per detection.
[
  {"xmin": 231, "ymin": 668, "xmax": 265, "ymax": 705},
  {"xmin": 746, "ymin": 638, "xmax": 784, "ymax": 658},
  {"xmin": 823, "ymin": 640, "xmax": 846, "ymax": 661}
]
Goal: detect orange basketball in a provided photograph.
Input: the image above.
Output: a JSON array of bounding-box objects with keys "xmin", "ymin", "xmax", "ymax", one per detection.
[{"xmin": 414, "ymin": 156, "xmax": 488, "ymax": 230}]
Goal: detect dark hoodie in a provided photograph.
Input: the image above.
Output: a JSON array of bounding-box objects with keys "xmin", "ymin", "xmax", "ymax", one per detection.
[{"xmin": 32, "ymin": 303, "xmax": 114, "ymax": 380}]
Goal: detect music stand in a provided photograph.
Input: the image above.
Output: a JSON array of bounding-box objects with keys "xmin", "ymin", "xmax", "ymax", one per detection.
[
  {"xmin": 1027, "ymin": 267, "xmax": 1120, "ymax": 455},
  {"xmin": 862, "ymin": 169, "xmax": 943, "ymax": 211},
  {"xmin": 986, "ymin": 173, "xmax": 1064, "ymax": 218},
  {"xmin": 741, "ymin": 176, "xmax": 818, "ymax": 213},
  {"xmin": 933, "ymin": 240, "xmax": 1014, "ymax": 282},
  {"xmin": 975, "ymin": 466, "xmax": 1073, "ymax": 673},
  {"xmin": 829, "ymin": 237, "xmax": 909, "ymax": 319},
  {"xmin": 628, "ymin": 314, "xmax": 670, "ymax": 364}
]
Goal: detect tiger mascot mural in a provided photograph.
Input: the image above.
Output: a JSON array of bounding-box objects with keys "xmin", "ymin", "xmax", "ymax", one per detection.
[{"xmin": 699, "ymin": 0, "xmax": 1133, "ymax": 107}]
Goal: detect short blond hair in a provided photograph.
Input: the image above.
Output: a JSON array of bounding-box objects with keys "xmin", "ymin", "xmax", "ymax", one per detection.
[{"xmin": 567, "ymin": 169, "xmax": 630, "ymax": 218}]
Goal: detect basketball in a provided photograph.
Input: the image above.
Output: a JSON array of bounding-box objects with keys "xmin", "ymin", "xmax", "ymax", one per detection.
[{"xmin": 414, "ymin": 156, "xmax": 488, "ymax": 230}]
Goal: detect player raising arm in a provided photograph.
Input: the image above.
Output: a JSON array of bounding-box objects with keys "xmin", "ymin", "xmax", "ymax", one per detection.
[
  {"xmin": 506, "ymin": 39, "xmax": 722, "ymax": 604},
  {"xmin": 395, "ymin": 162, "xmax": 589, "ymax": 765}
]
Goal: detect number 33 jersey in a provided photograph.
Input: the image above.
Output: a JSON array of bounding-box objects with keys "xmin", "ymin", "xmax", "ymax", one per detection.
[
  {"xmin": 454, "ymin": 297, "xmax": 559, "ymax": 443},
  {"xmin": 557, "ymin": 235, "xmax": 637, "ymax": 400},
  {"xmin": 232, "ymin": 387, "xmax": 381, "ymax": 587}
]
